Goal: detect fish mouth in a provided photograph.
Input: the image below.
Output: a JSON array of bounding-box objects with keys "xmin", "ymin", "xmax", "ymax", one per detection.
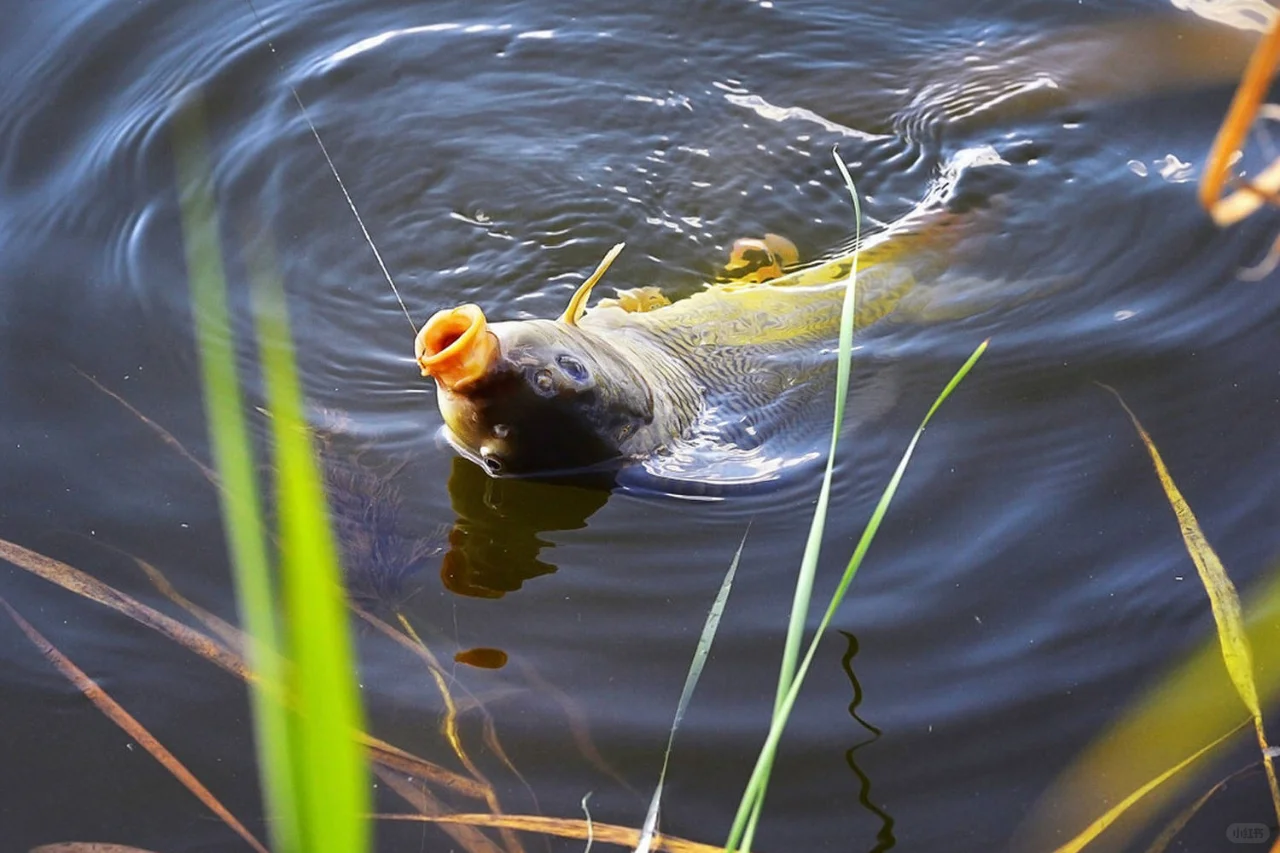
[{"xmin": 415, "ymin": 303, "xmax": 500, "ymax": 391}]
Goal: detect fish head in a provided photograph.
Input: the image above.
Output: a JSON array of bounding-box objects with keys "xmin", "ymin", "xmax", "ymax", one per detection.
[{"xmin": 415, "ymin": 303, "xmax": 654, "ymax": 477}]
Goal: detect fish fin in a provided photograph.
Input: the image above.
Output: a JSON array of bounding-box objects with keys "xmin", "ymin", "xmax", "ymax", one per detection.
[
  {"xmin": 596, "ymin": 286, "xmax": 671, "ymax": 313},
  {"xmin": 763, "ymin": 233, "xmax": 799, "ymax": 266},
  {"xmin": 559, "ymin": 242, "xmax": 626, "ymax": 326},
  {"xmin": 716, "ymin": 234, "xmax": 799, "ymax": 285}
]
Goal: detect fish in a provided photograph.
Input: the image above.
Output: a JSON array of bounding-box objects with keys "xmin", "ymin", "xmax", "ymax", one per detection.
[
  {"xmin": 414, "ymin": 176, "xmax": 973, "ymax": 485},
  {"xmin": 406, "ymin": 10, "xmax": 1267, "ymax": 486}
]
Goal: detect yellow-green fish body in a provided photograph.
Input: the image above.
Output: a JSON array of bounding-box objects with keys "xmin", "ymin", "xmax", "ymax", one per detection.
[{"xmin": 415, "ymin": 204, "xmax": 962, "ymax": 483}]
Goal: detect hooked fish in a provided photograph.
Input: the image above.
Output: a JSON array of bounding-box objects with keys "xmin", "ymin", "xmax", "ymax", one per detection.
[
  {"xmin": 414, "ymin": 180, "xmax": 971, "ymax": 485},
  {"xmin": 407, "ymin": 11, "xmax": 1264, "ymax": 486}
]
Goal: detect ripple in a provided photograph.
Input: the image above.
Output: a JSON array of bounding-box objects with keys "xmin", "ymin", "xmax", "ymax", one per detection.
[
  {"xmin": 322, "ymin": 21, "xmax": 533, "ymax": 67},
  {"xmin": 724, "ymin": 93, "xmax": 888, "ymax": 141},
  {"xmin": 6, "ymin": 2, "xmax": 1280, "ymax": 850}
]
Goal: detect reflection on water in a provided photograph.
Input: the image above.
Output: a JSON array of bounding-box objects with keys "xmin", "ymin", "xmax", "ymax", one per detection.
[
  {"xmin": 322, "ymin": 426, "xmax": 452, "ymax": 607},
  {"xmin": 440, "ymin": 455, "xmax": 609, "ymax": 598},
  {"xmin": 76, "ymin": 371, "xmax": 604, "ymax": 607},
  {"xmin": 840, "ymin": 631, "xmax": 895, "ymax": 853},
  {"xmin": 453, "ymin": 645, "xmax": 509, "ymax": 669}
]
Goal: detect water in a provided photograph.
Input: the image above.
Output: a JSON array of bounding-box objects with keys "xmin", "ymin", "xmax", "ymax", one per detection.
[{"xmin": 2, "ymin": 1, "xmax": 1280, "ymax": 850}]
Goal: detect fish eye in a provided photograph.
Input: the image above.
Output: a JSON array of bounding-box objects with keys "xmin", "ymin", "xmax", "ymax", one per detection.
[
  {"xmin": 556, "ymin": 354, "xmax": 589, "ymax": 383},
  {"xmin": 533, "ymin": 368, "xmax": 555, "ymax": 395}
]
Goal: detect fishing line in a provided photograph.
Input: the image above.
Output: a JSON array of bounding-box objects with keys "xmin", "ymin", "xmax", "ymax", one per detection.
[{"xmin": 243, "ymin": 0, "xmax": 418, "ymax": 332}]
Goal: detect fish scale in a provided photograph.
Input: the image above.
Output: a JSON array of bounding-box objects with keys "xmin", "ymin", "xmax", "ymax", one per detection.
[{"xmin": 579, "ymin": 212, "xmax": 959, "ymax": 458}]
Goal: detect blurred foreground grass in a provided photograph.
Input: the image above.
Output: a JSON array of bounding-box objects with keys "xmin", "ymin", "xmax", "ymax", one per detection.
[{"xmin": 174, "ymin": 97, "xmax": 370, "ymax": 853}]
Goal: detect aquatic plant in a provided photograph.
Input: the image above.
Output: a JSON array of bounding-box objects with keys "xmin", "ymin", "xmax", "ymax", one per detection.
[
  {"xmin": 1009, "ymin": 26, "xmax": 1280, "ymax": 849},
  {"xmin": 174, "ymin": 98, "xmax": 370, "ymax": 852},
  {"xmin": 727, "ymin": 340, "xmax": 987, "ymax": 852},
  {"xmin": 1003, "ymin": 29, "xmax": 1280, "ymax": 848},
  {"xmin": 718, "ymin": 150, "xmax": 988, "ymax": 852},
  {"xmin": 1200, "ymin": 12, "xmax": 1280, "ymax": 276},
  {"xmin": 1019, "ymin": 388, "xmax": 1280, "ymax": 853},
  {"xmin": 1, "ymin": 90, "xmax": 746, "ymax": 851}
]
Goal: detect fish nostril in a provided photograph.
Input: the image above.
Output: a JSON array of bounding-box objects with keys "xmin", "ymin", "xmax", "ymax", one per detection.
[{"xmin": 480, "ymin": 444, "xmax": 504, "ymax": 473}]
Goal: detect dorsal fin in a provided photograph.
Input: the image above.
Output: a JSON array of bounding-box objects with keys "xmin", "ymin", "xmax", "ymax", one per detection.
[{"xmin": 559, "ymin": 242, "xmax": 626, "ymax": 326}]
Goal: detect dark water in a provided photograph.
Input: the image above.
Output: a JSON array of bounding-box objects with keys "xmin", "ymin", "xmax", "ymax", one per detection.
[{"xmin": 3, "ymin": 0, "xmax": 1280, "ymax": 850}]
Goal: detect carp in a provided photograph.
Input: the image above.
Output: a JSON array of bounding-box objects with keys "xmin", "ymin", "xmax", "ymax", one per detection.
[
  {"xmin": 410, "ymin": 11, "xmax": 1267, "ymax": 486},
  {"xmin": 414, "ymin": 176, "xmax": 972, "ymax": 485}
]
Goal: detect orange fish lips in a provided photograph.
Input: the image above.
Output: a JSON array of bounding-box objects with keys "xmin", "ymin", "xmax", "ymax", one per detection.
[{"xmin": 415, "ymin": 303, "xmax": 500, "ymax": 392}]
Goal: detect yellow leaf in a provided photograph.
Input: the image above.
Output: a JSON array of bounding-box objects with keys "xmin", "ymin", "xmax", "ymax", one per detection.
[
  {"xmin": 1050, "ymin": 722, "xmax": 1247, "ymax": 853},
  {"xmin": 1102, "ymin": 385, "xmax": 1280, "ymax": 821}
]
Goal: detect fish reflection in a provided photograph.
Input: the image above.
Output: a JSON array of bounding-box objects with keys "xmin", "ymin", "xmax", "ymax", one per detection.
[
  {"xmin": 441, "ymin": 456, "xmax": 610, "ymax": 598},
  {"xmin": 319, "ymin": 432, "xmax": 608, "ymax": 604}
]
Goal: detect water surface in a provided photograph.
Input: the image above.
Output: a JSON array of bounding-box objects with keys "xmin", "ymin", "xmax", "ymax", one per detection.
[{"xmin": 3, "ymin": 1, "xmax": 1280, "ymax": 850}]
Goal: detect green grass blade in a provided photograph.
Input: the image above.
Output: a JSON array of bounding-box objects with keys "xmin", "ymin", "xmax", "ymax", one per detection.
[
  {"xmin": 732, "ymin": 148, "xmax": 865, "ymax": 849},
  {"xmin": 728, "ymin": 338, "xmax": 988, "ymax": 852},
  {"xmin": 636, "ymin": 527, "xmax": 749, "ymax": 853},
  {"xmin": 774, "ymin": 148, "xmax": 864, "ymax": 708},
  {"xmin": 173, "ymin": 98, "xmax": 300, "ymax": 853},
  {"xmin": 252, "ymin": 253, "xmax": 372, "ymax": 853}
]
